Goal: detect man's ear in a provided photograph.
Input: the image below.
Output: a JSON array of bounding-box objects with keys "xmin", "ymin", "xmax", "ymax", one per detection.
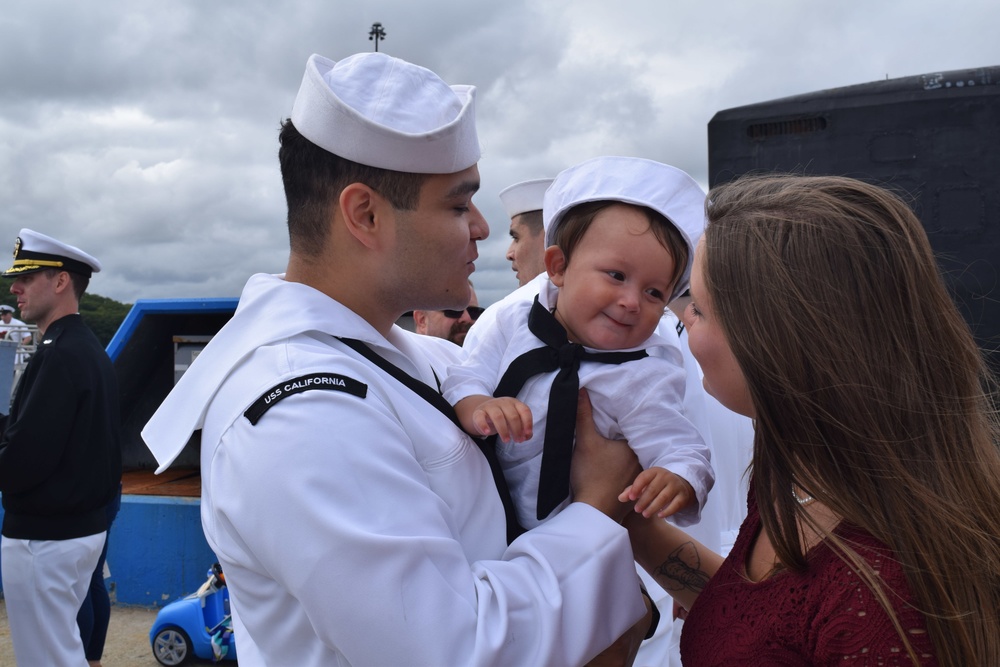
[
  {"xmin": 411, "ymin": 310, "xmax": 428, "ymax": 335},
  {"xmin": 53, "ymin": 271, "xmax": 73, "ymax": 295},
  {"xmin": 544, "ymin": 246, "xmax": 567, "ymax": 287},
  {"xmin": 339, "ymin": 183, "xmax": 385, "ymax": 250}
]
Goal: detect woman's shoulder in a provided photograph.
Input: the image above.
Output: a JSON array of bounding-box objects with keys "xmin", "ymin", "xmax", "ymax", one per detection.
[
  {"xmin": 821, "ymin": 522, "xmax": 906, "ymax": 584},
  {"xmin": 808, "ymin": 524, "xmax": 938, "ymax": 664}
]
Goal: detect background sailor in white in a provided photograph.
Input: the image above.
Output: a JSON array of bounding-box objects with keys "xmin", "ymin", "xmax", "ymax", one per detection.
[
  {"xmin": 0, "ymin": 304, "xmax": 31, "ymax": 345},
  {"xmin": 0, "ymin": 303, "xmax": 33, "ymax": 366},
  {"xmin": 143, "ymin": 52, "xmax": 652, "ymax": 666},
  {"xmin": 501, "ymin": 177, "xmax": 552, "ymax": 288}
]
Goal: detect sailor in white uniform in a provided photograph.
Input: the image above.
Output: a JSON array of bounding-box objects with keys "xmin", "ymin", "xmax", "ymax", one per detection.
[
  {"xmin": 143, "ymin": 52, "xmax": 650, "ymax": 667},
  {"xmin": 500, "ymin": 177, "xmax": 553, "ymax": 287}
]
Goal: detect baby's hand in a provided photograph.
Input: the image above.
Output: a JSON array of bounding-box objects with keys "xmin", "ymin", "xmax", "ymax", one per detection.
[
  {"xmin": 618, "ymin": 467, "xmax": 695, "ymax": 519},
  {"xmin": 472, "ymin": 397, "xmax": 533, "ymax": 443}
]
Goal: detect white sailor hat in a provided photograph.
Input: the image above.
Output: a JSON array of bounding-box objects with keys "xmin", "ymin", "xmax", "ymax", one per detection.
[
  {"xmin": 543, "ymin": 156, "xmax": 706, "ymax": 300},
  {"xmin": 499, "ymin": 178, "xmax": 554, "ymax": 218},
  {"xmin": 0, "ymin": 305, "xmax": 13, "ymax": 313},
  {"xmin": 2, "ymin": 228, "xmax": 102, "ymax": 278},
  {"xmin": 291, "ymin": 53, "xmax": 480, "ymax": 175}
]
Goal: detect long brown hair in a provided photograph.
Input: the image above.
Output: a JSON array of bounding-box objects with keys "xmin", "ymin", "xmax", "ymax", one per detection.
[{"xmin": 703, "ymin": 174, "xmax": 1000, "ymax": 666}]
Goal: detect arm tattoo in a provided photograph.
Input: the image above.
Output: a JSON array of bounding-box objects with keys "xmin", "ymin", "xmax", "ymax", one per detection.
[{"xmin": 653, "ymin": 541, "xmax": 712, "ymax": 594}]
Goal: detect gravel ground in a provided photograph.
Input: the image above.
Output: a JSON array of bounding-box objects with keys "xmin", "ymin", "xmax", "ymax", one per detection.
[{"xmin": 0, "ymin": 599, "xmax": 225, "ymax": 666}]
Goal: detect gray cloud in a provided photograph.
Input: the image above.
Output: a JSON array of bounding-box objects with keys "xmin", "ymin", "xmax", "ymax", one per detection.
[{"xmin": 1, "ymin": 0, "xmax": 996, "ymax": 309}]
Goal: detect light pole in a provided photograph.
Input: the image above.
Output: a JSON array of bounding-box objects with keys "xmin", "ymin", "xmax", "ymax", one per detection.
[{"xmin": 368, "ymin": 22, "xmax": 386, "ymax": 52}]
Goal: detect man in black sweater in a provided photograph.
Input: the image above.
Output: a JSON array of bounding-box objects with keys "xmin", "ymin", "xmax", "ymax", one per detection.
[{"xmin": 0, "ymin": 228, "xmax": 122, "ymax": 666}]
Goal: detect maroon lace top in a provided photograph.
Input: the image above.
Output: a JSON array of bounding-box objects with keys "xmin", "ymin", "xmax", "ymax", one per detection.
[{"xmin": 679, "ymin": 493, "xmax": 938, "ymax": 665}]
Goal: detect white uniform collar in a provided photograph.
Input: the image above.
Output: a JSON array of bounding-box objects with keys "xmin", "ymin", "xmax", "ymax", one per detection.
[{"xmin": 142, "ymin": 273, "xmax": 416, "ymax": 472}]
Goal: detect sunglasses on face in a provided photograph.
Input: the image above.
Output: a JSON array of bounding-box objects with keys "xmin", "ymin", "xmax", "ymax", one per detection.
[{"xmin": 440, "ymin": 306, "xmax": 485, "ymax": 320}]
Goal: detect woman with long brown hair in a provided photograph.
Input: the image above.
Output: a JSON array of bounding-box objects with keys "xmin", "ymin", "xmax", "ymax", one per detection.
[{"xmin": 614, "ymin": 174, "xmax": 1000, "ymax": 665}]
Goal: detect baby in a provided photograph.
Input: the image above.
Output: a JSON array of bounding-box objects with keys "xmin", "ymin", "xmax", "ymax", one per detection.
[{"xmin": 443, "ymin": 157, "xmax": 713, "ymax": 530}]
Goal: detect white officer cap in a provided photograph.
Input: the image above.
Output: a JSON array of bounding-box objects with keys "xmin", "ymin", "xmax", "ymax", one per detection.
[
  {"xmin": 543, "ymin": 156, "xmax": 706, "ymax": 300},
  {"xmin": 2, "ymin": 228, "xmax": 102, "ymax": 278},
  {"xmin": 290, "ymin": 53, "xmax": 480, "ymax": 174},
  {"xmin": 499, "ymin": 178, "xmax": 554, "ymax": 218},
  {"xmin": 0, "ymin": 305, "xmax": 13, "ymax": 313}
]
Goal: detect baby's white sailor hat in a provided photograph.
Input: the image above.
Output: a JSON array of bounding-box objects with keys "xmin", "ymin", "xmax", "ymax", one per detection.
[
  {"xmin": 291, "ymin": 52, "xmax": 480, "ymax": 174},
  {"xmin": 542, "ymin": 156, "xmax": 707, "ymax": 300},
  {"xmin": 2, "ymin": 228, "xmax": 101, "ymax": 278}
]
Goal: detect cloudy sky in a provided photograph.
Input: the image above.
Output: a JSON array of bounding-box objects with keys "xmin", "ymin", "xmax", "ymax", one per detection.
[{"xmin": 1, "ymin": 0, "xmax": 997, "ymax": 308}]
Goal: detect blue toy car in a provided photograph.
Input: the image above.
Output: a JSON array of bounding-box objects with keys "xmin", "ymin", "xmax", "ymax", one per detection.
[{"xmin": 149, "ymin": 563, "xmax": 237, "ymax": 665}]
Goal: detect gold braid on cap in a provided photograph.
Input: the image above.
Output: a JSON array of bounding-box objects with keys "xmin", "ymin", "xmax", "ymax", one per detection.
[{"xmin": 10, "ymin": 259, "xmax": 65, "ymax": 270}]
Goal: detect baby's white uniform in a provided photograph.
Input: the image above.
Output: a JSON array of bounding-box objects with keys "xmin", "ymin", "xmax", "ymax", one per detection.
[{"xmin": 443, "ymin": 278, "xmax": 714, "ymax": 530}]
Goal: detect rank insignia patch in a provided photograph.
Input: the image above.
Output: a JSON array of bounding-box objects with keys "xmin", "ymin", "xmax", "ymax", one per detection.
[{"xmin": 244, "ymin": 373, "xmax": 367, "ymax": 425}]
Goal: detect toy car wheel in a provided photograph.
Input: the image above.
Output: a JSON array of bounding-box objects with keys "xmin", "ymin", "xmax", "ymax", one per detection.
[{"xmin": 152, "ymin": 625, "xmax": 193, "ymax": 666}]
